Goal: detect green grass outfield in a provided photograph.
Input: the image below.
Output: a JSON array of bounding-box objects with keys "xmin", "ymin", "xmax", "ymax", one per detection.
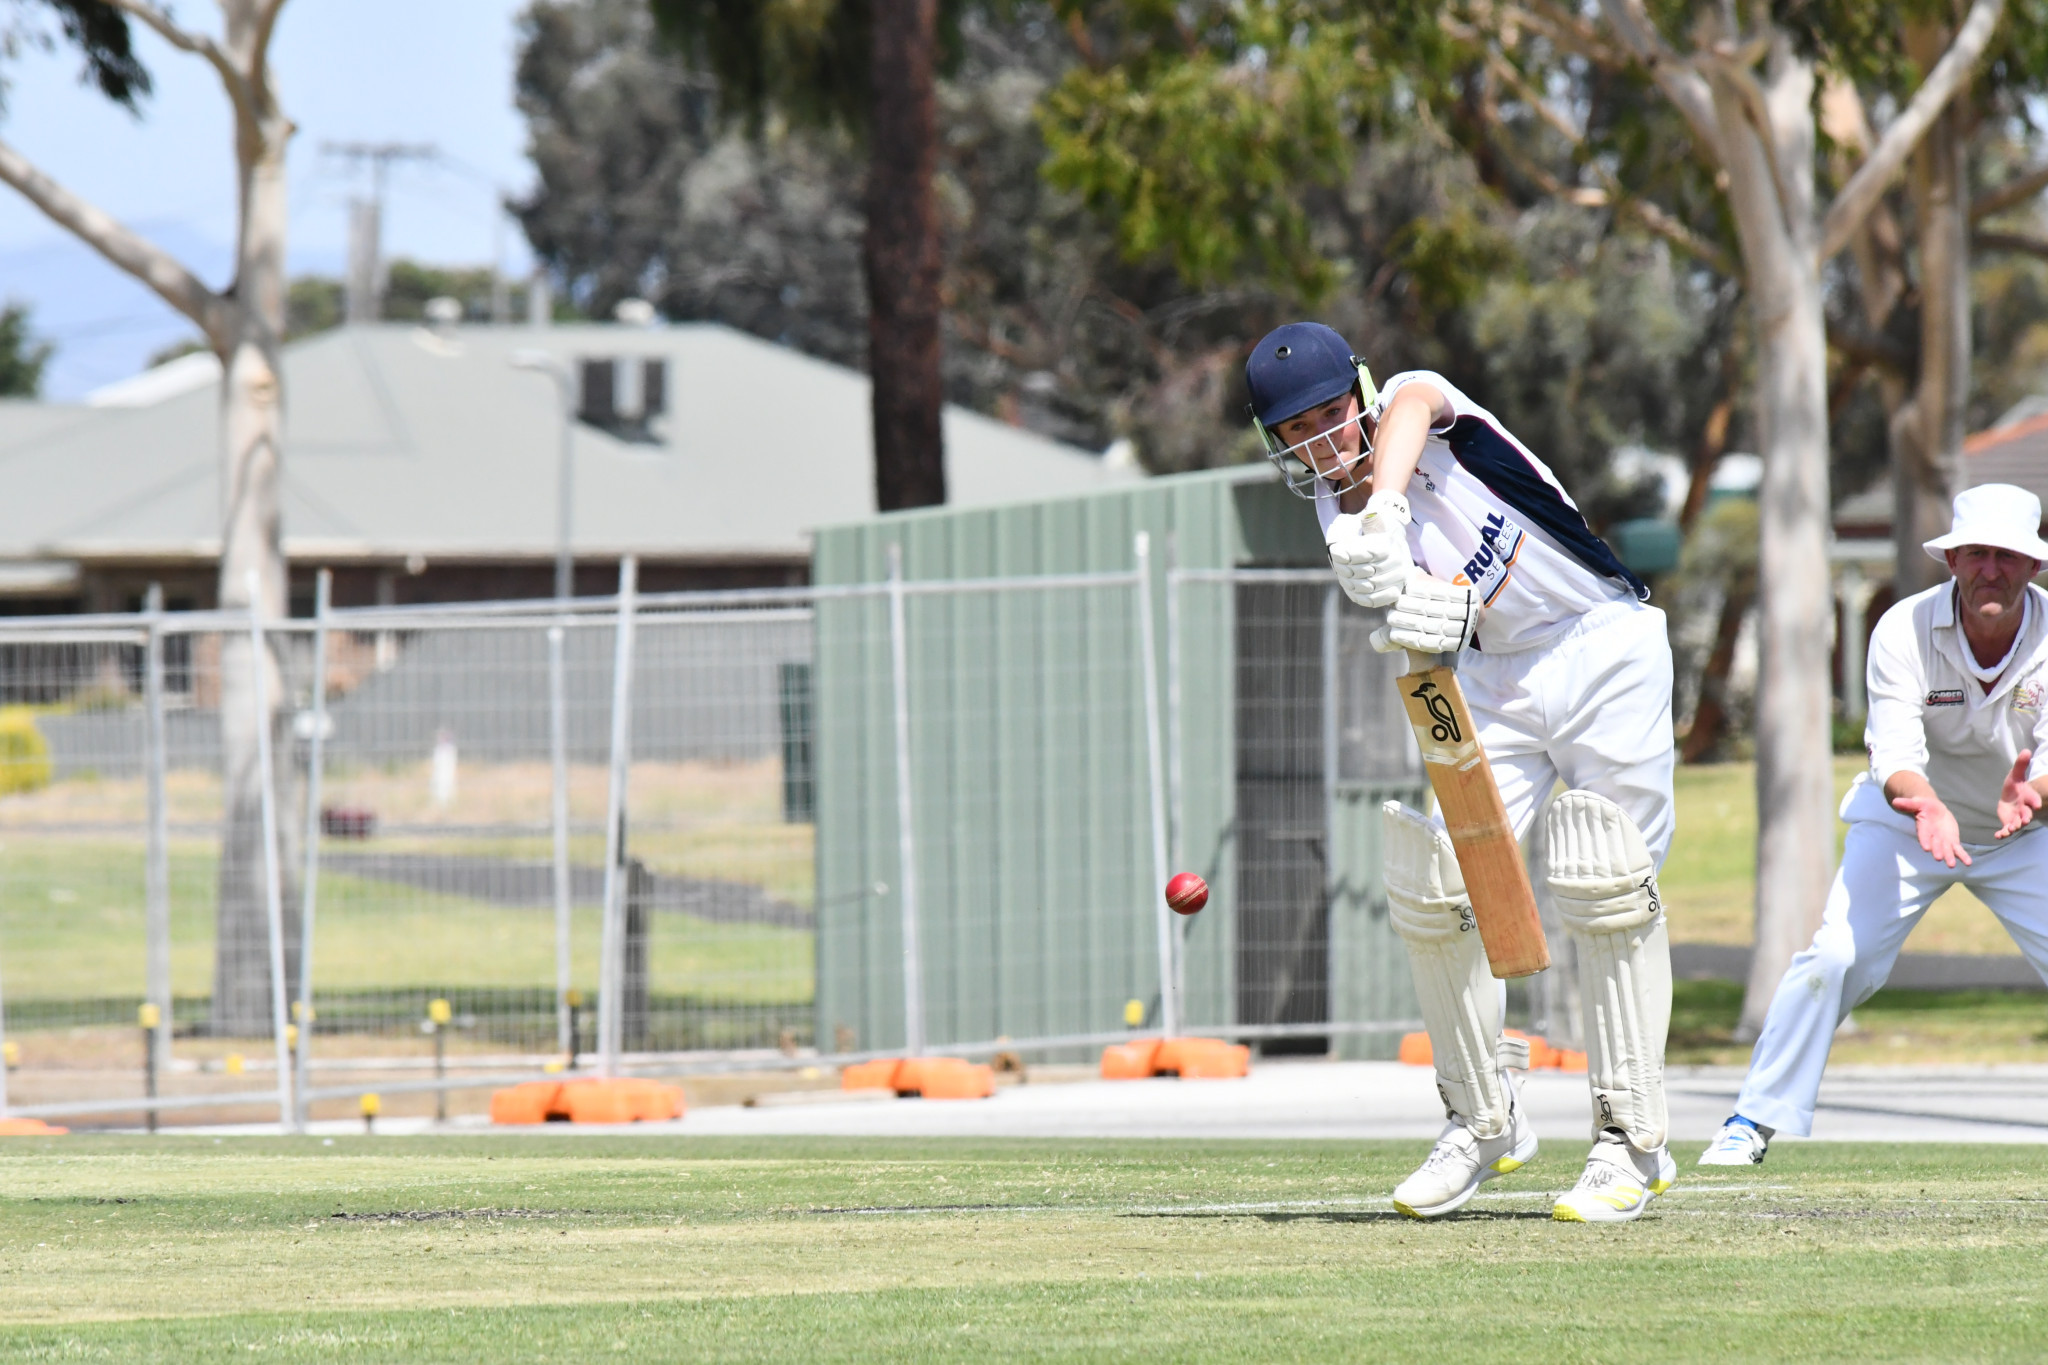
[{"xmin": 0, "ymin": 1137, "xmax": 2043, "ymax": 1361}]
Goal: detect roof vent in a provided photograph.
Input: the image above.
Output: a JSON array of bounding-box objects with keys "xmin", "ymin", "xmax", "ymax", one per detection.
[
  {"xmin": 577, "ymin": 356, "xmax": 669, "ymax": 445},
  {"xmin": 614, "ymin": 297, "xmax": 657, "ymax": 327}
]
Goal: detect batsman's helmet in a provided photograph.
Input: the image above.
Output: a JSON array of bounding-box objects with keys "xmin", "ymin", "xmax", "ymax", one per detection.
[{"xmin": 1244, "ymin": 322, "xmax": 1378, "ymax": 499}]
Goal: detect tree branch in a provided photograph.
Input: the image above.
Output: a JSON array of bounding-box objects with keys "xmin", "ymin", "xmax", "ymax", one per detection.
[
  {"xmin": 1594, "ymin": 0, "xmax": 1724, "ymax": 164},
  {"xmin": 1500, "ymin": 0, "xmax": 1632, "ymax": 70},
  {"xmin": 1819, "ymin": 0, "xmax": 2005, "ymax": 261},
  {"xmin": 1699, "ymin": 47, "xmax": 1800, "ymax": 239},
  {"xmin": 101, "ymin": 0, "xmax": 257, "ymax": 124},
  {"xmin": 1974, "ymin": 229, "xmax": 2048, "ymax": 260},
  {"xmin": 0, "ymin": 137, "xmax": 222, "ymax": 340},
  {"xmin": 1471, "ymin": 61, "xmax": 1737, "ymax": 274},
  {"xmin": 1972, "ymin": 161, "xmax": 2048, "ymax": 222}
]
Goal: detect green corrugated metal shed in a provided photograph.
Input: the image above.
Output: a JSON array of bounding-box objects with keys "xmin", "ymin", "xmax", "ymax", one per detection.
[{"xmin": 810, "ymin": 465, "xmax": 1425, "ymax": 1058}]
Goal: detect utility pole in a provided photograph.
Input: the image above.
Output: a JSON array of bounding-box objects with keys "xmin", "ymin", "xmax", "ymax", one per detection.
[{"xmin": 323, "ymin": 142, "xmax": 436, "ymax": 323}]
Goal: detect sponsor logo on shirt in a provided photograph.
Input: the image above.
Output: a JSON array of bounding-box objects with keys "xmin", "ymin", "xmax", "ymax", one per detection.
[
  {"xmin": 1925, "ymin": 688, "xmax": 1966, "ymax": 707},
  {"xmin": 2014, "ymin": 679, "xmax": 2045, "ymax": 714},
  {"xmin": 1450, "ymin": 511, "xmax": 1526, "ymax": 606}
]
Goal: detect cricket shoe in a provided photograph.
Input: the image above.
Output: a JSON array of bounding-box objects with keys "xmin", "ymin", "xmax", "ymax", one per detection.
[
  {"xmin": 1697, "ymin": 1116, "xmax": 1770, "ymax": 1167},
  {"xmin": 1552, "ymin": 1128, "xmax": 1676, "ymax": 1224},
  {"xmin": 1391, "ymin": 1097, "xmax": 1537, "ymax": 1219}
]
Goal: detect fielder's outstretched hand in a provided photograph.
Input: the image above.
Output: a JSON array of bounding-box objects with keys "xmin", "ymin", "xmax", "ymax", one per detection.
[
  {"xmin": 1891, "ymin": 792, "xmax": 1971, "ymax": 867},
  {"xmin": 1995, "ymin": 751, "xmax": 2041, "ymax": 840},
  {"xmin": 1326, "ymin": 492, "xmax": 1413, "ymax": 609}
]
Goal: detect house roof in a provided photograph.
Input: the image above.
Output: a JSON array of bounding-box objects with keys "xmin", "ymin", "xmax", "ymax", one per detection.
[
  {"xmin": 0, "ymin": 322, "xmax": 1137, "ymax": 564},
  {"xmin": 1835, "ymin": 412, "xmax": 2048, "ymax": 539}
]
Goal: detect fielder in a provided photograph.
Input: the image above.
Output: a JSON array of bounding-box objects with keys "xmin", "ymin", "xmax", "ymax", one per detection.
[
  {"xmin": 1702, "ymin": 484, "xmax": 2048, "ymax": 1165},
  {"xmin": 1244, "ymin": 322, "xmax": 1678, "ymax": 1223}
]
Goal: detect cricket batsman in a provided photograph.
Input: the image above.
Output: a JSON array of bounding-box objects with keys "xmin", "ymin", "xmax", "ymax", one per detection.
[
  {"xmin": 1244, "ymin": 322, "xmax": 1678, "ymax": 1222},
  {"xmin": 1702, "ymin": 484, "xmax": 2048, "ymax": 1165}
]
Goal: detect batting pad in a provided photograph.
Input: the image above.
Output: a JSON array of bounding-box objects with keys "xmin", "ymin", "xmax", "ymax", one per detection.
[
  {"xmin": 1544, "ymin": 789, "xmax": 1672, "ymax": 1151},
  {"xmin": 1382, "ymin": 800, "xmax": 1513, "ymax": 1138}
]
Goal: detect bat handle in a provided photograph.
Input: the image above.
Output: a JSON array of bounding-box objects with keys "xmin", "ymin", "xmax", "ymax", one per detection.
[{"xmin": 1404, "ymin": 649, "xmax": 1452, "ymax": 673}]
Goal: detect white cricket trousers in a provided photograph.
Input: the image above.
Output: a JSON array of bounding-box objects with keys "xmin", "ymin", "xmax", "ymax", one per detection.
[
  {"xmin": 1736, "ymin": 819, "xmax": 2048, "ymax": 1136},
  {"xmin": 1458, "ymin": 600, "xmax": 1677, "ymax": 866}
]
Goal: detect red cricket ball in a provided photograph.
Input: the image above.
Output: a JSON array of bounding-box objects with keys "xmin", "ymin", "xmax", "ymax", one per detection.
[{"xmin": 1165, "ymin": 872, "xmax": 1209, "ymax": 916}]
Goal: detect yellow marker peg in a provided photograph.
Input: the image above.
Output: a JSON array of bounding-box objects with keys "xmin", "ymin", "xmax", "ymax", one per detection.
[
  {"xmin": 224, "ymin": 1053, "xmax": 244, "ymax": 1076},
  {"xmin": 2, "ymin": 1040, "xmax": 17, "ymax": 1069},
  {"xmin": 359, "ymin": 1092, "xmax": 380, "ymax": 1133},
  {"xmin": 285, "ymin": 1024, "xmax": 298, "ymax": 1048},
  {"xmin": 428, "ymin": 998, "xmax": 452, "ymax": 1027},
  {"xmin": 564, "ymin": 988, "xmax": 583, "ymax": 1008},
  {"xmin": 1123, "ymin": 999, "xmax": 1145, "ymax": 1028},
  {"xmin": 542, "ymin": 1058, "xmax": 565, "ymax": 1074},
  {"xmin": 137, "ymin": 1002, "xmax": 160, "ymax": 1030}
]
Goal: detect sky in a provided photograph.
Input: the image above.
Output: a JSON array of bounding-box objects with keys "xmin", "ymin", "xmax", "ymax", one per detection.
[{"xmin": 0, "ymin": 0, "xmax": 536, "ymax": 399}]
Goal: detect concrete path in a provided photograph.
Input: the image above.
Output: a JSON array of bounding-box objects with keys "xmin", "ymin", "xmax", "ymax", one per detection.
[{"xmin": 255, "ymin": 1059, "xmax": 2048, "ymax": 1145}]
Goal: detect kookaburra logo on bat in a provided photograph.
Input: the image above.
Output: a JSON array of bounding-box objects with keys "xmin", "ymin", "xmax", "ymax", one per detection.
[{"xmin": 1408, "ymin": 678, "xmax": 1461, "ymax": 744}]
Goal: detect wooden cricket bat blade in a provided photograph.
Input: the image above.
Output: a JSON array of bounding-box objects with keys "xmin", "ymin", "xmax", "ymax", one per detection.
[{"xmin": 1396, "ymin": 659, "xmax": 1550, "ymax": 979}]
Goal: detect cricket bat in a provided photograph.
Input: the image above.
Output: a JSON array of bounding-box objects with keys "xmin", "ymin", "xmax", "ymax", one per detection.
[{"xmin": 1396, "ymin": 651, "xmax": 1550, "ymax": 978}]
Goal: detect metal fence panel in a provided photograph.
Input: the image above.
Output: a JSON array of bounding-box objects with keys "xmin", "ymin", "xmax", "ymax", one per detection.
[{"xmin": 0, "ymin": 549, "xmax": 1434, "ymax": 1126}]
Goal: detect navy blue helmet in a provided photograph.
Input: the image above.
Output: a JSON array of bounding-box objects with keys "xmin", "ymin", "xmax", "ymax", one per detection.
[{"xmin": 1245, "ymin": 322, "xmax": 1377, "ymax": 498}]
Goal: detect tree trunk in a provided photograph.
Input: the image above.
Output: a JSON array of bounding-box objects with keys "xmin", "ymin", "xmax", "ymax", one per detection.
[
  {"xmin": 1680, "ymin": 574, "xmax": 1754, "ymax": 763},
  {"xmin": 865, "ymin": 0, "xmax": 945, "ymax": 511},
  {"xmin": 210, "ymin": 36, "xmax": 299, "ymax": 1036},
  {"xmin": 1705, "ymin": 41, "xmax": 1840, "ymax": 1040},
  {"xmin": 1896, "ymin": 58, "xmax": 1970, "ymax": 596}
]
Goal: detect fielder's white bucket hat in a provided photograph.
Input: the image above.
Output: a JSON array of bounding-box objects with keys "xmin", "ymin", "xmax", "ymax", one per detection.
[{"xmin": 1923, "ymin": 483, "xmax": 2048, "ymax": 563}]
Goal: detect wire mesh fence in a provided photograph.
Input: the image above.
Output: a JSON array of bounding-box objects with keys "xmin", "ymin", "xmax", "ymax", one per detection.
[{"xmin": 0, "ymin": 545, "xmax": 1457, "ymax": 1128}]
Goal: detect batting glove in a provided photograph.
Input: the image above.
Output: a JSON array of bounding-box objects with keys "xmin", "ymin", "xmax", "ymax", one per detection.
[
  {"xmin": 1370, "ymin": 574, "xmax": 1479, "ymax": 655},
  {"xmin": 1325, "ymin": 492, "xmax": 1413, "ymax": 609}
]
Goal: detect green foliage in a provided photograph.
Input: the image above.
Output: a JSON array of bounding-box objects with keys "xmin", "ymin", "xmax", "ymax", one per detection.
[
  {"xmin": 0, "ymin": 1, "xmax": 152, "ymax": 113},
  {"xmin": 1039, "ymin": 1, "xmax": 1452, "ymax": 299},
  {"xmin": 648, "ymin": 0, "xmax": 973, "ymax": 137},
  {"xmin": 0, "ymin": 300, "xmax": 49, "ymax": 396},
  {"xmin": 287, "ymin": 276, "xmax": 341, "ymax": 338},
  {"xmin": 0, "ymin": 706, "xmax": 51, "ymax": 795},
  {"xmin": 380, "ymin": 261, "xmax": 517, "ymax": 322}
]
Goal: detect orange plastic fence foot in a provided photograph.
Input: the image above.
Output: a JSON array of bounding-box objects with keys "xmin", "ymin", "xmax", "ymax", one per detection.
[
  {"xmin": 842, "ymin": 1057, "xmax": 994, "ymax": 1099},
  {"xmin": 1155, "ymin": 1037, "xmax": 1250, "ymax": 1079},
  {"xmin": 1099, "ymin": 1040, "xmax": 1163, "ymax": 1080},
  {"xmin": 489, "ymin": 1078, "xmax": 683, "ymax": 1125},
  {"xmin": 0, "ymin": 1117, "xmax": 65, "ymax": 1135},
  {"xmin": 1100, "ymin": 1037, "xmax": 1249, "ymax": 1079}
]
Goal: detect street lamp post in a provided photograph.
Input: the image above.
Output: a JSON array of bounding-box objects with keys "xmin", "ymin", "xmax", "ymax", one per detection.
[
  {"xmin": 512, "ymin": 348, "xmax": 579, "ymax": 1055},
  {"xmin": 511, "ymin": 349, "xmax": 575, "ymax": 600}
]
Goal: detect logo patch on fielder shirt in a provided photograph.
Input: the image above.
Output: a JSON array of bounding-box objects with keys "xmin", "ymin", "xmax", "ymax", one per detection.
[
  {"xmin": 2014, "ymin": 679, "xmax": 2045, "ymax": 713},
  {"xmin": 1925, "ymin": 688, "xmax": 1965, "ymax": 707},
  {"xmin": 1450, "ymin": 511, "xmax": 1526, "ymax": 606}
]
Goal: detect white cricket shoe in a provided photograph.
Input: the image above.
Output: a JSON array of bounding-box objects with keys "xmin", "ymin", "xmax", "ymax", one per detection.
[
  {"xmin": 1697, "ymin": 1117, "xmax": 1770, "ymax": 1167},
  {"xmin": 1392, "ymin": 1100, "xmax": 1537, "ymax": 1219},
  {"xmin": 1552, "ymin": 1129, "xmax": 1676, "ymax": 1224}
]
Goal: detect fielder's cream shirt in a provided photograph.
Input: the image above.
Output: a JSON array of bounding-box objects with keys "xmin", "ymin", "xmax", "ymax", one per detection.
[{"xmin": 1848, "ymin": 580, "xmax": 2048, "ymax": 844}]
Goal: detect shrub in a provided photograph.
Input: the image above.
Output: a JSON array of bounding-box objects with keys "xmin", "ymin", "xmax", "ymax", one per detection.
[{"xmin": 0, "ymin": 708, "xmax": 51, "ymax": 795}]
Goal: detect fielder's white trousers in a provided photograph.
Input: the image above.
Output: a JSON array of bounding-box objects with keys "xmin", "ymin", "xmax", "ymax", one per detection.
[
  {"xmin": 1735, "ymin": 819, "xmax": 2048, "ymax": 1136},
  {"xmin": 1459, "ymin": 601, "xmax": 1677, "ymax": 866}
]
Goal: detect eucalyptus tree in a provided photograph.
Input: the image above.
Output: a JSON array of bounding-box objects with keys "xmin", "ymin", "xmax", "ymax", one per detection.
[
  {"xmin": 1041, "ymin": 0, "xmax": 2010, "ymax": 1035},
  {"xmin": 0, "ymin": 0, "xmax": 301, "ymax": 1033}
]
